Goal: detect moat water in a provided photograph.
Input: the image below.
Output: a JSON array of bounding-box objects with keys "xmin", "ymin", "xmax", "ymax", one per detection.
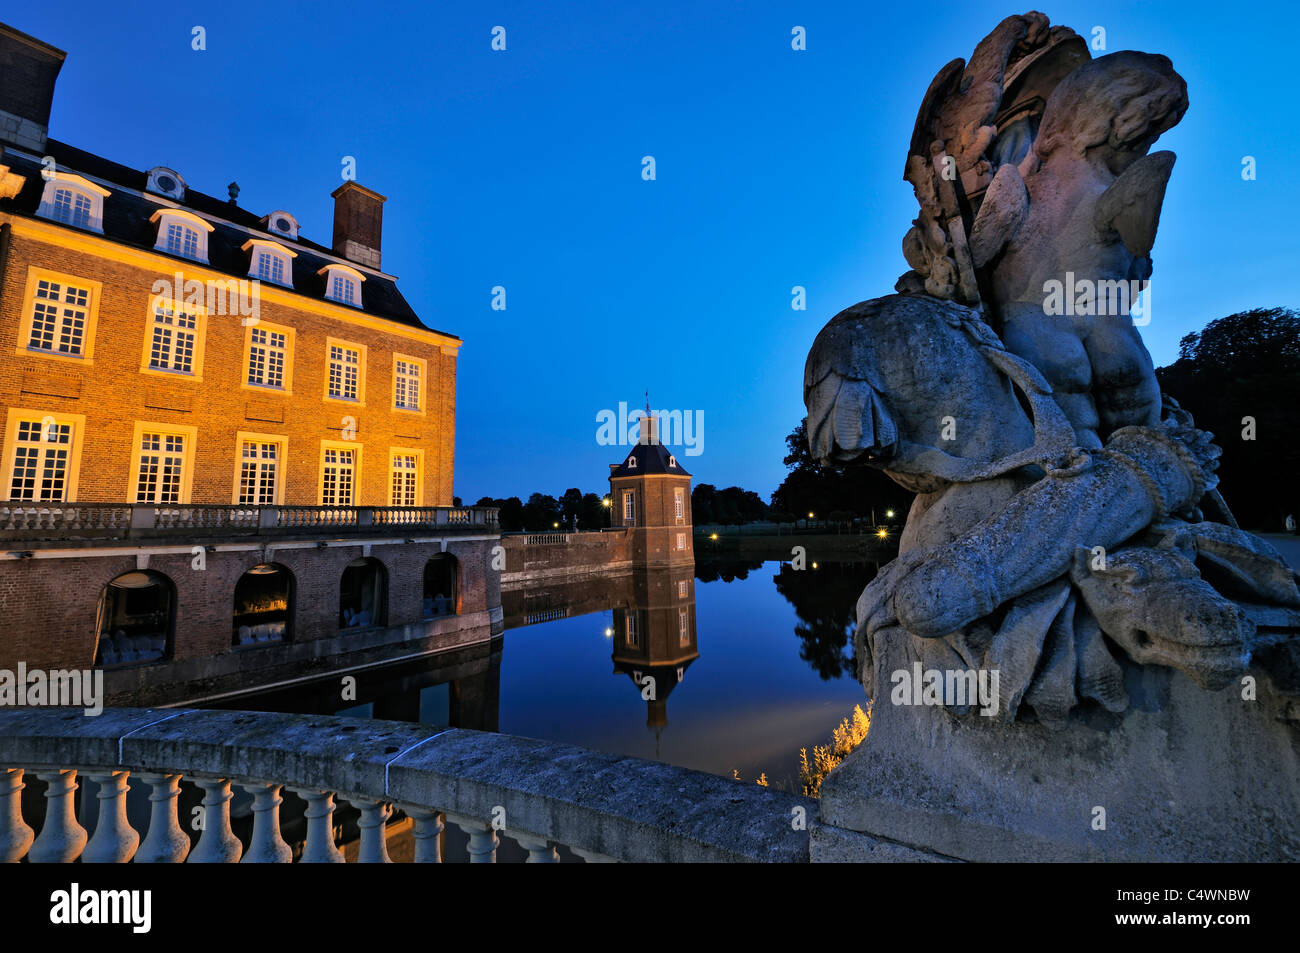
[{"xmin": 227, "ymin": 556, "xmax": 881, "ymax": 794}]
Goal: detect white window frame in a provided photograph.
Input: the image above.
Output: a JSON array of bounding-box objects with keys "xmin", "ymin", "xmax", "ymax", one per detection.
[
  {"xmin": 242, "ymin": 238, "xmax": 296, "ymax": 288},
  {"xmin": 389, "ymin": 448, "xmax": 423, "ymax": 507},
  {"xmin": 393, "ymin": 353, "xmax": 426, "ymax": 414},
  {"xmin": 679, "ymin": 608, "xmax": 690, "ymax": 647},
  {"xmin": 677, "ymin": 532, "xmax": 686, "ymax": 551},
  {"xmin": 626, "ymin": 612, "xmax": 639, "ymax": 649},
  {"xmin": 324, "ymin": 338, "xmax": 366, "ymax": 404},
  {"xmin": 319, "ymin": 263, "xmax": 365, "ymax": 308},
  {"xmin": 320, "ymin": 441, "xmax": 359, "ymax": 506},
  {"xmin": 141, "ymin": 294, "xmax": 206, "ymax": 379},
  {"xmin": 36, "ymin": 172, "xmax": 109, "ymax": 233},
  {"xmin": 149, "ymin": 208, "xmax": 213, "ymax": 263},
  {"xmin": 674, "ymin": 487, "xmax": 685, "ymax": 524},
  {"xmin": 244, "ymin": 322, "xmax": 294, "ymax": 392},
  {"xmin": 233, "ymin": 432, "xmax": 285, "ymax": 505},
  {"xmin": 17, "ymin": 268, "xmax": 100, "ymax": 363},
  {"xmin": 623, "ymin": 490, "xmax": 635, "ymax": 524},
  {"xmin": 129, "ymin": 422, "xmax": 197, "ymax": 505},
  {"xmin": 2, "ymin": 409, "xmax": 86, "ymax": 503}
]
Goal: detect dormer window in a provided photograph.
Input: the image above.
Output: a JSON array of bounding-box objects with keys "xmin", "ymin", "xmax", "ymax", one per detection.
[
  {"xmin": 146, "ymin": 166, "xmax": 186, "ymax": 201},
  {"xmin": 263, "ymin": 210, "xmax": 299, "ymax": 240},
  {"xmin": 242, "ymin": 239, "xmax": 296, "ymax": 287},
  {"xmin": 150, "ymin": 209, "xmax": 212, "ymax": 263},
  {"xmin": 36, "ymin": 173, "xmax": 109, "ymax": 233},
  {"xmin": 668, "ymin": 455, "xmax": 677, "ymax": 468},
  {"xmin": 626, "ymin": 455, "xmax": 637, "ymax": 469},
  {"xmin": 319, "ymin": 264, "xmax": 364, "ymax": 308}
]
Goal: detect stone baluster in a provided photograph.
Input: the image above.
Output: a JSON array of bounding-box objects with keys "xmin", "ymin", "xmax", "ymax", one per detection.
[
  {"xmin": 0, "ymin": 769, "xmax": 34, "ymax": 862},
  {"xmin": 136, "ymin": 773, "xmax": 190, "ymax": 863},
  {"xmin": 404, "ymin": 807, "xmax": 444, "ymax": 863},
  {"xmin": 83, "ymin": 770, "xmax": 139, "ymax": 863},
  {"xmin": 514, "ymin": 832, "xmax": 559, "ymax": 863},
  {"xmin": 447, "ymin": 813, "xmax": 498, "ymax": 863},
  {"xmin": 240, "ymin": 783, "xmax": 291, "ymax": 863},
  {"xmin": 570, "ymin": 846, "xmax": 618, "ymax": 863},
  {"xmin": 29, "ymin": 770, "xmax": 87, "ymax": 863},
  {"xmin": 187, "ymin": 778, "xmax": 242, "ymax": 863},
  {"xmin": 293, "ymin": 789, "xmax": 344, "ymax": 863},
  {"xmin": 355, "ymin": 800, "xmax": 392, "ymax": 863}
]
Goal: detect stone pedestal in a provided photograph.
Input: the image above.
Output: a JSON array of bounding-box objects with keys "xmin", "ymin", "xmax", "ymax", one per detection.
[{"xmin": 815, "ymin": 639, "xmax": 1300, "ymax": 862}]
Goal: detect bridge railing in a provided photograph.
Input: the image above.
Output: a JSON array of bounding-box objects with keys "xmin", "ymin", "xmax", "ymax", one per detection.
[
  {"xmin": 0, "ymin": 707, "xmax": 812, "ymax": 863},
  {"xmin": 0, "ymin": 504, "xmax": 499, "ymax": 542}
]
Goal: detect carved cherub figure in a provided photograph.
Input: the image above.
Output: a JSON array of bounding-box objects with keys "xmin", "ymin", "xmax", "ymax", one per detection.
[{"xmin": 971, "ymin": 51, "xmax": 1189, "ymax": 448}]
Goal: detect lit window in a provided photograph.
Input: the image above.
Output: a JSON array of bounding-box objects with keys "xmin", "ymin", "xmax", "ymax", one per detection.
[
  {"xmin": 623, "ymin": 490, "xmax": 635, "ymax": 524},
  {"xmin": 150, "ymin": 209, "xmax": 212, "ymax": 263},
  {"xmin": 238, "ymin": 440, "xmax": 279, "ymax": 505},
  {"xmin": 627, "ymin": 612, "xmax": 639, "ymax": 648},
  {"xmin": 135, "ymin": 432, "xmax": 187, "ymax": 504},
  {"xmin": 26, "ymin": 278, "xmax": 89, "ymax": 356},
  {"xmin": 257, "ymin": 252, "xmax": 285, "ymax": 284},
  {"xmin": 328, "ymin": 344, "xmax": 361, "ymax": 401},
  {"xmin": 322, "ymin": 447, "xmax": 356, "ymax": 506},
  {"xmin": 166, "ymin": 223, "xmax": 199, "ymax": 259},
  {"xmin": 8, "ymin": 419, "xmax": 71, "ymax": 502},
  {"xmin": 36, "ymin": 173, "xmax": 108, "ymax": 233},
  {"xmin": 243, "ymin": 239, "xmax": 296, "ymax": 287},
  {"xmin": 391, "ymin": 453, "xmax": 419, "ymax": 506},
  {"xmin": 394, "ymin": 358, "xmax": 422, "ymax": 411},
  {"xmin": 148, "ymin": 304, "xmax": 199, "ymax": 374},
  {"xmin": 53, "ymin": 188, "xmax": 92, "ymax": 228},
  {"xmin": 247, "ymin": 327, "xmax": 287, "ymax": 389},
  {"xmin": 321, "ymin": 264, "xmax": 364, "ymax": 307},
  {"xmin": 677, "ymin": 580, "xmax": 687, "ymax": 598}
]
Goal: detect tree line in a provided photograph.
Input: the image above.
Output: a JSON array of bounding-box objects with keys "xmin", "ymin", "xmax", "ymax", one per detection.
[{"xmin": 469, "ymin": 307, "xmax": 1299, "ymax": 534}]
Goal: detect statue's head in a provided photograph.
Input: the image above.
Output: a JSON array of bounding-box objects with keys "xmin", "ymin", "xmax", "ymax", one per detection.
[{"xmin": 1035, "ymin": 51, "xmax": 1187, "ymax": 175}]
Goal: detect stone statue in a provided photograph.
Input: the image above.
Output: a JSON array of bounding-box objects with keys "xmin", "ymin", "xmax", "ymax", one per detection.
[{"xmin": 801, "ymin": 12, "xmax": 1299, "ymax": 861}]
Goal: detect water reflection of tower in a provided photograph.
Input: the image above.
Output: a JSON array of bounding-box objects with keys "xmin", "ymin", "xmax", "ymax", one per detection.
[{"xmin": 607, "ymin": 404, "xmax": 697, "ymax": 754}]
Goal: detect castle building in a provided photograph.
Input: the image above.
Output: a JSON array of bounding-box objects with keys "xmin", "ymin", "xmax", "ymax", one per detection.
[{"xmin": 0, "ymin": 23, "xmax": 501, "ymax": 705}]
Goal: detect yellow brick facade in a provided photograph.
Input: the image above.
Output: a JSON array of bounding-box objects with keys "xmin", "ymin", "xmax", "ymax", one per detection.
[{"xmin": 0, "ymin": 216, "xmax": 458, "ymax": 506}]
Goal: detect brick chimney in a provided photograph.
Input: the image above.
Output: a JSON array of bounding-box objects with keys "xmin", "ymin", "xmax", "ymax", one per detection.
[
  {"xmin": 330, "ymin": 181, "xmax": 385, "ymax": 270},
  {"xmin": 0, "ymin": 23, "xmax": 65, "ymax": 152}
]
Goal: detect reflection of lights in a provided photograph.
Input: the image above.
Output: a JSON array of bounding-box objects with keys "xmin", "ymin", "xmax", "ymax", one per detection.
[
  {"xmin": 877, "ymin": 529, "xmax": 888, "ymax": 539},
  {"xmin": 885, "ymin": 509, "xmax": 895, "ymax": 519},
  {"xmin": 812, "ymin": 561, "xmax": 818, "ymax": 569},
  {"xmin": 710, "ymin": 533, "xmax": 718, "ymax": 540},
  {"xmin": 808, "ymin": 512, "xmax": 815, "ymax": 519}
]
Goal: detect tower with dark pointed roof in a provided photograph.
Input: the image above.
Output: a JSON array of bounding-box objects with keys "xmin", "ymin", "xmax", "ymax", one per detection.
[{"xmin": 607, "ymin": 405, "xmax": 693, "ymax": 568}]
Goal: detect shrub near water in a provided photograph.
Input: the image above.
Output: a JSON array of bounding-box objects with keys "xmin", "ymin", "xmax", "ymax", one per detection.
[{"xmin": 800, "ymin": 702, "xmax": 872, "ymax": 797}]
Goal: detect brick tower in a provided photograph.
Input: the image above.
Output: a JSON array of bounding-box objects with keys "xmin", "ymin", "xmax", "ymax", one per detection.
[{"xmin": 607, "ymin": 404, "xmax": 693, "ymax": 568}]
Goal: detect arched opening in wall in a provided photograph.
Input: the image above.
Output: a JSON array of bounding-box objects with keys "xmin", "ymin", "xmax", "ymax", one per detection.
[
  {"xmin": 340, "ymin": 557, "xmax": 386, "ymax": 629},
  {"xmin": 423, "ymin": 554, "xmax": 459, "ymax": 618},
  {"xmin": 233, "ymin": 563, "xmax": 294, "ymax": 647},
  {"xmin": 94, "ymin": 570, "xmax": 175, "ymax": 667}
]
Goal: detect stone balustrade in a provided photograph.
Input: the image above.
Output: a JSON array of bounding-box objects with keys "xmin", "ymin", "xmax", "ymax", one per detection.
[
  {"xmin": 0, "ymin": 707, "xmax": 814, "ymax": 863},
  {"xmin": 0, "ymin": 503, "xmax": 499, "ymax": 543}
]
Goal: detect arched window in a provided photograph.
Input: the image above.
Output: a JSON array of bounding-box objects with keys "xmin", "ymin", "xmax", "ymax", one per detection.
[
  {"xmin": 423, "ymin": 554, "xmax": 459, "ymax": 618},
  {"xmin": 95, "ymin": 570, "xmax": 174, "ymax": 667},
  {"xmin": 340, "ymin": 557, "xmax": 386, "ymax": 628},
  {"xmin": 233, "ymin": 563, "xmax": 294, "ymax": 647}
]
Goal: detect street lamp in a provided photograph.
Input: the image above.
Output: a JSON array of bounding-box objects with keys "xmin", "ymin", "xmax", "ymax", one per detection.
[
  {"xmin": 885, "ymin": 509, "xmax": 895, "ymax": 519},
  {"xmin": 877, "ymin": 528, "xmax": 888, "ymax": 540}
]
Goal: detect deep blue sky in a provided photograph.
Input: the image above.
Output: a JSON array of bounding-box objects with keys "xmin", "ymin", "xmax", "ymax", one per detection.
[{"xmin": 11, "ymin": 1, "xmax": 1296, "ymax": 502}]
